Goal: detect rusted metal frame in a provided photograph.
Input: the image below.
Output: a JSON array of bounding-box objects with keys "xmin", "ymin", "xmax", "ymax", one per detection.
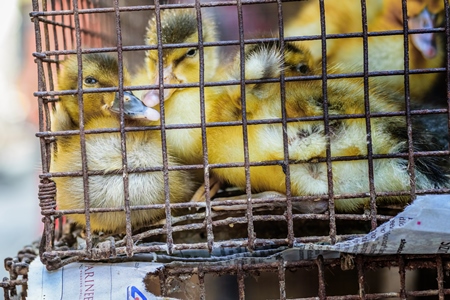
[
  {"xmin": 318, "ymin": 0, "xmax": 337, "ymax": 245},
  {"xmin": 112, "ymin": 0, "xmax": 134, "ymax": 257},
  {"xmin": 356, "ymin": 255, "xmax": 366, "ymax": 299},
  {"xmin": 163, "ymin": 255, "xmax": 450, "ymax": 274},
  {"xmin": 32, "ymin": 0, "xmax": 56, "ymax": 257},
  {"xmin": 359, "ymin": 0, "xmax": 378, "ymax": 231},
  {"xmin": 50, "ymin": 0, "xmax": 59, "ymax": 106},
  {"xmin": 29, "ymin": 0, "xmax": 297, "ymax": 16},
  {"xmin": 1, "ymin": 279, "xmax": 27, "ymax": 300},
  {"xmin": 401, "ymin": 0, "xmax": 417, "ymax": 203},
  {"xmin": 49, "ymin": 0, "xmax": 65, "ymax": 242},
  {"xmin": 235, "ymin": 0, "xmax": 256, "ymax": 251},
  {"xmin": 153, "ymin": 0, "xmax": 174, "ymax": 255},
  {"xmin": 237, "ymin": 262, "xmax": 246, "ymax": 300},
  {"xmin": 398, "ymin": 255, "xmax": 407, "ymax": 299},
  {"xmin": 36, "ymin": 111, "xmax": 450, "ymax": 141},
  {"xmin": 40, "ymin": 0, "xmax": 54, "ymax": 174},
  {"xmin": 32, "ymin": 69, "xmax": 448, "ymax": 99},
  {"xmin": 31, "ymin": 57, "xmax": 448, "ymax": 86},
  {"xmin": 72, "ymin": 0, "xmax": 93, "ymax": 254},
  {"xmin": 41, "ymin": 154, "xmax": 400, "ymax": 177},
  {"xmin": 39, "ymin": 164, "xmax": 449, "ymax": 198},
  {"xmin": 38, "ymin": 181, "xmax": 57, "ymax": 261},
  {"xmin": 316, "ymin": 255, "xmax": 327, "ymax": 299},
  {"xmin": 286, "ymin": 26, "xmax": 446, "ymax": 41},
  {"xmin": 436, "ymin": 255, "xmax": 445, "ymax": 299},
  {"xmin": 33, "ymin": 16, "xmax": 106, "ymax": 41},
  {"xmin": 39, "ymin": 0, "xmax": 62, "ymax": 247},
  {"xmin": 193, "ymin": 0, "xmax": 215, "ymax": 254},
  {"xmin": 198, "ymin": 267, "xmax": 206, "ymax": 300},
  {"xmin": 40, "ymin": 165, "xmax": 450, "ymax": 196},
  {"xmin": 275, "ymin": 0, "xmax": 295, "ymax": 249},
  {"xmin": 277, "ymin": 258, "xmax": 287, "ymax": 300},
  {"xmin": 27, "ymin": 0, "xmax": 450, "ymax": 24},
  {"xmin": 42, "ymin": 0, "xmax": 56, "ymax": 98}
]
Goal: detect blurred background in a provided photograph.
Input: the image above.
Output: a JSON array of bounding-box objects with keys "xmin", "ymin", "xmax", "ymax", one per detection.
[{"xmin": 0, "ymin": 0, "xmax": 41, "ymax": 288}]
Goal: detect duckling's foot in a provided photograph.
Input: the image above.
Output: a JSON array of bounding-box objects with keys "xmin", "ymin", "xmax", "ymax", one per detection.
[
  {"xmin": 190, "ymin": 175, "xmax": 222, "ymax": 203},
  {"xmin": 109, "ymin": 91, "xmax": 160, "ymax": 121}
]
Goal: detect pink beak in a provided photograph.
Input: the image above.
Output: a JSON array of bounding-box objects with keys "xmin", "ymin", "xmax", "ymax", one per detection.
[
  {"xmin": 142, "ymin": 65, "xmax": 177, "ymax": 107},
  {"xmin": 409, "ymin": 8, "xmax": 438, "ymax": 59}
]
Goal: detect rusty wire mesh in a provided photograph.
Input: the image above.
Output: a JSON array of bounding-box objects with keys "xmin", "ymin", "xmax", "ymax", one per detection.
[{"xmin": 2, "ymin": 0, "xmax": 450, "ymax": 299}]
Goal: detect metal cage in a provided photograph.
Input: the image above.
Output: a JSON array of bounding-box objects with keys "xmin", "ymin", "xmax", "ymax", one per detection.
[{"xmin": 2, "ymin": 0, "xmax": 450, "ymax": 299}]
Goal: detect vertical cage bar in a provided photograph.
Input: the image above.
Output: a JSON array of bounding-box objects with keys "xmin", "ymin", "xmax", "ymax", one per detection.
[
  {"xmin": 42, "ymin": 0, "xmax": 53, "ymax": 94},
  {"xmin": 32, "ymin": 6, "xmax": 46, "ymax": 165},
  {"xmin": 198, "ymin": 269, "xmax": 206, "ymax": 300},
  {"xmin": 193, "ymin": 0, "xmax": 215, "ymax": 253},
  {"xmin": 153, "ymin": 0, "xmax": 174, "ymax": 255},
  {"xmin": 72, "ymin": 0, "xmax": 93, "ymax": 254},
  {"xmin": 278, "ymin": 259, "xmax": 286, "ymax": 300},
  {"xmin": 52, "ymin": 0, "xmax": 63, "ymax": 242},
  {"xmin": 398, "ymin": 255, "xmax": 407, "ymax": 299},
  {"xmin": 359, "ymin": 0, "xmax": 378, "ymax": 230},
  {"xmin": 357, "ymin": 255, "xmax": 366, "ymax": 299},
  {"xmin": 236, "ymin": 0, "xmax": 255, "ymax": 251},
  {"xmin": 401, "ymin": 0, "xmax": 417, "ymax": 200},
  {"xmin": 275, "ymin": 0, "xmax": 294, "ymax": 248},
  {"xmin": 237, "ymin": 263, "xmax": 246, "ymax": 300},
  {"xmin": 39, "ymin": 0, "xmax": 53, "ymax": 173},
  {"xmin": 113, "ymin": 0, "xmax": 134, "ymax": 257},
  {"xmin": 318, "ymin": 0, "xmax": 337, "ymax": 244},
  {"xmin": 316, "ymin": 255, "xmax": 327, "ymax": 299},
  {"xmin": 436, "ymin": 255, "xmax": 445, "ymax": 300},
  {"xmin": 32, "ymin": 0, "xmax": 56, "ymax": 254},
  {"xmin": 50, "ymin": 0, "xmax": 59, "ymax": 109}
]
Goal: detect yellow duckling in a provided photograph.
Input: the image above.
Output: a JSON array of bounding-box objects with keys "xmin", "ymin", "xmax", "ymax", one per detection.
[
  {"xmin": 134, "ymin": 8, "xmax": 220, "ymax": 171},
  {"xmin": 285, "ymin": 0, "xmax": 446, "ymax": 102},
  {"xmin": 206, "ymin": 41, "xmax": 450, "ymax": 212},
  {"xmin": 51, "ymin": 53, "xmax": 195, "ymax": 233}
]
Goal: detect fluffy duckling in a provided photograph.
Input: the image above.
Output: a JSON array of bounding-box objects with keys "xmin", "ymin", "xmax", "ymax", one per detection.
[
  {"xmin": 285, "ymin": 0, "xmax": 446, "ymax": 102},
  {"xmin": 133, "ymin": 8, "xmax": 220, "ymax": 169},
  {"xmin": 51, "ymin": 53, "xmax": 195, "ymax": 233},
  {"xmin": 206, "ymin": 41, "xmax": 450, "ymax": 212}
]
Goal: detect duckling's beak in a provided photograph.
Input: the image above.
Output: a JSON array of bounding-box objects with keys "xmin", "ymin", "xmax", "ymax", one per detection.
[
  {"xmin": 142, "ymin": 65, "xmax": 178, "ymax": 107},
  {"xmin": 109, "ymin": 91, "xmax": 160, "ymax": 121},
  {"xmin": 409, "ymin": 8, "xmax": 438, "ymax": 59}
]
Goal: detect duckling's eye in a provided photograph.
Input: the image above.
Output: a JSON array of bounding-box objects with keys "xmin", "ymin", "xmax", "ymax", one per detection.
[
  {"xmin": 296, "ymin": 63, "xmax": 309, "ymax": 74},
  {"xmin": 84, "ymin": 77, "xmax": 98, "ymax": 85},
  {"xmin": 186, "ymin": 48, "xmax": 197, "ymax": 57}
]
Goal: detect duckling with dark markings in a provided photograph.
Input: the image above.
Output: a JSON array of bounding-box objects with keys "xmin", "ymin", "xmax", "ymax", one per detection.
[{"xmin": 206, "ymin": 41, "xmax": 450, "ymax": 212}]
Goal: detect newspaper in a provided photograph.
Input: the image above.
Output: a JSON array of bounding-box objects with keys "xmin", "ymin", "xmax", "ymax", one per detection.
[
  {"xmin": 27, "ymin": 195, "xmax": 450, "ymax": 299},
  {"xmin": 282, "ymin": 194, "xmax": 450, "ymax": 261},
  {"xmin": 27, "ymin": 261, "xmax": 176, "ymax": 300}
]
